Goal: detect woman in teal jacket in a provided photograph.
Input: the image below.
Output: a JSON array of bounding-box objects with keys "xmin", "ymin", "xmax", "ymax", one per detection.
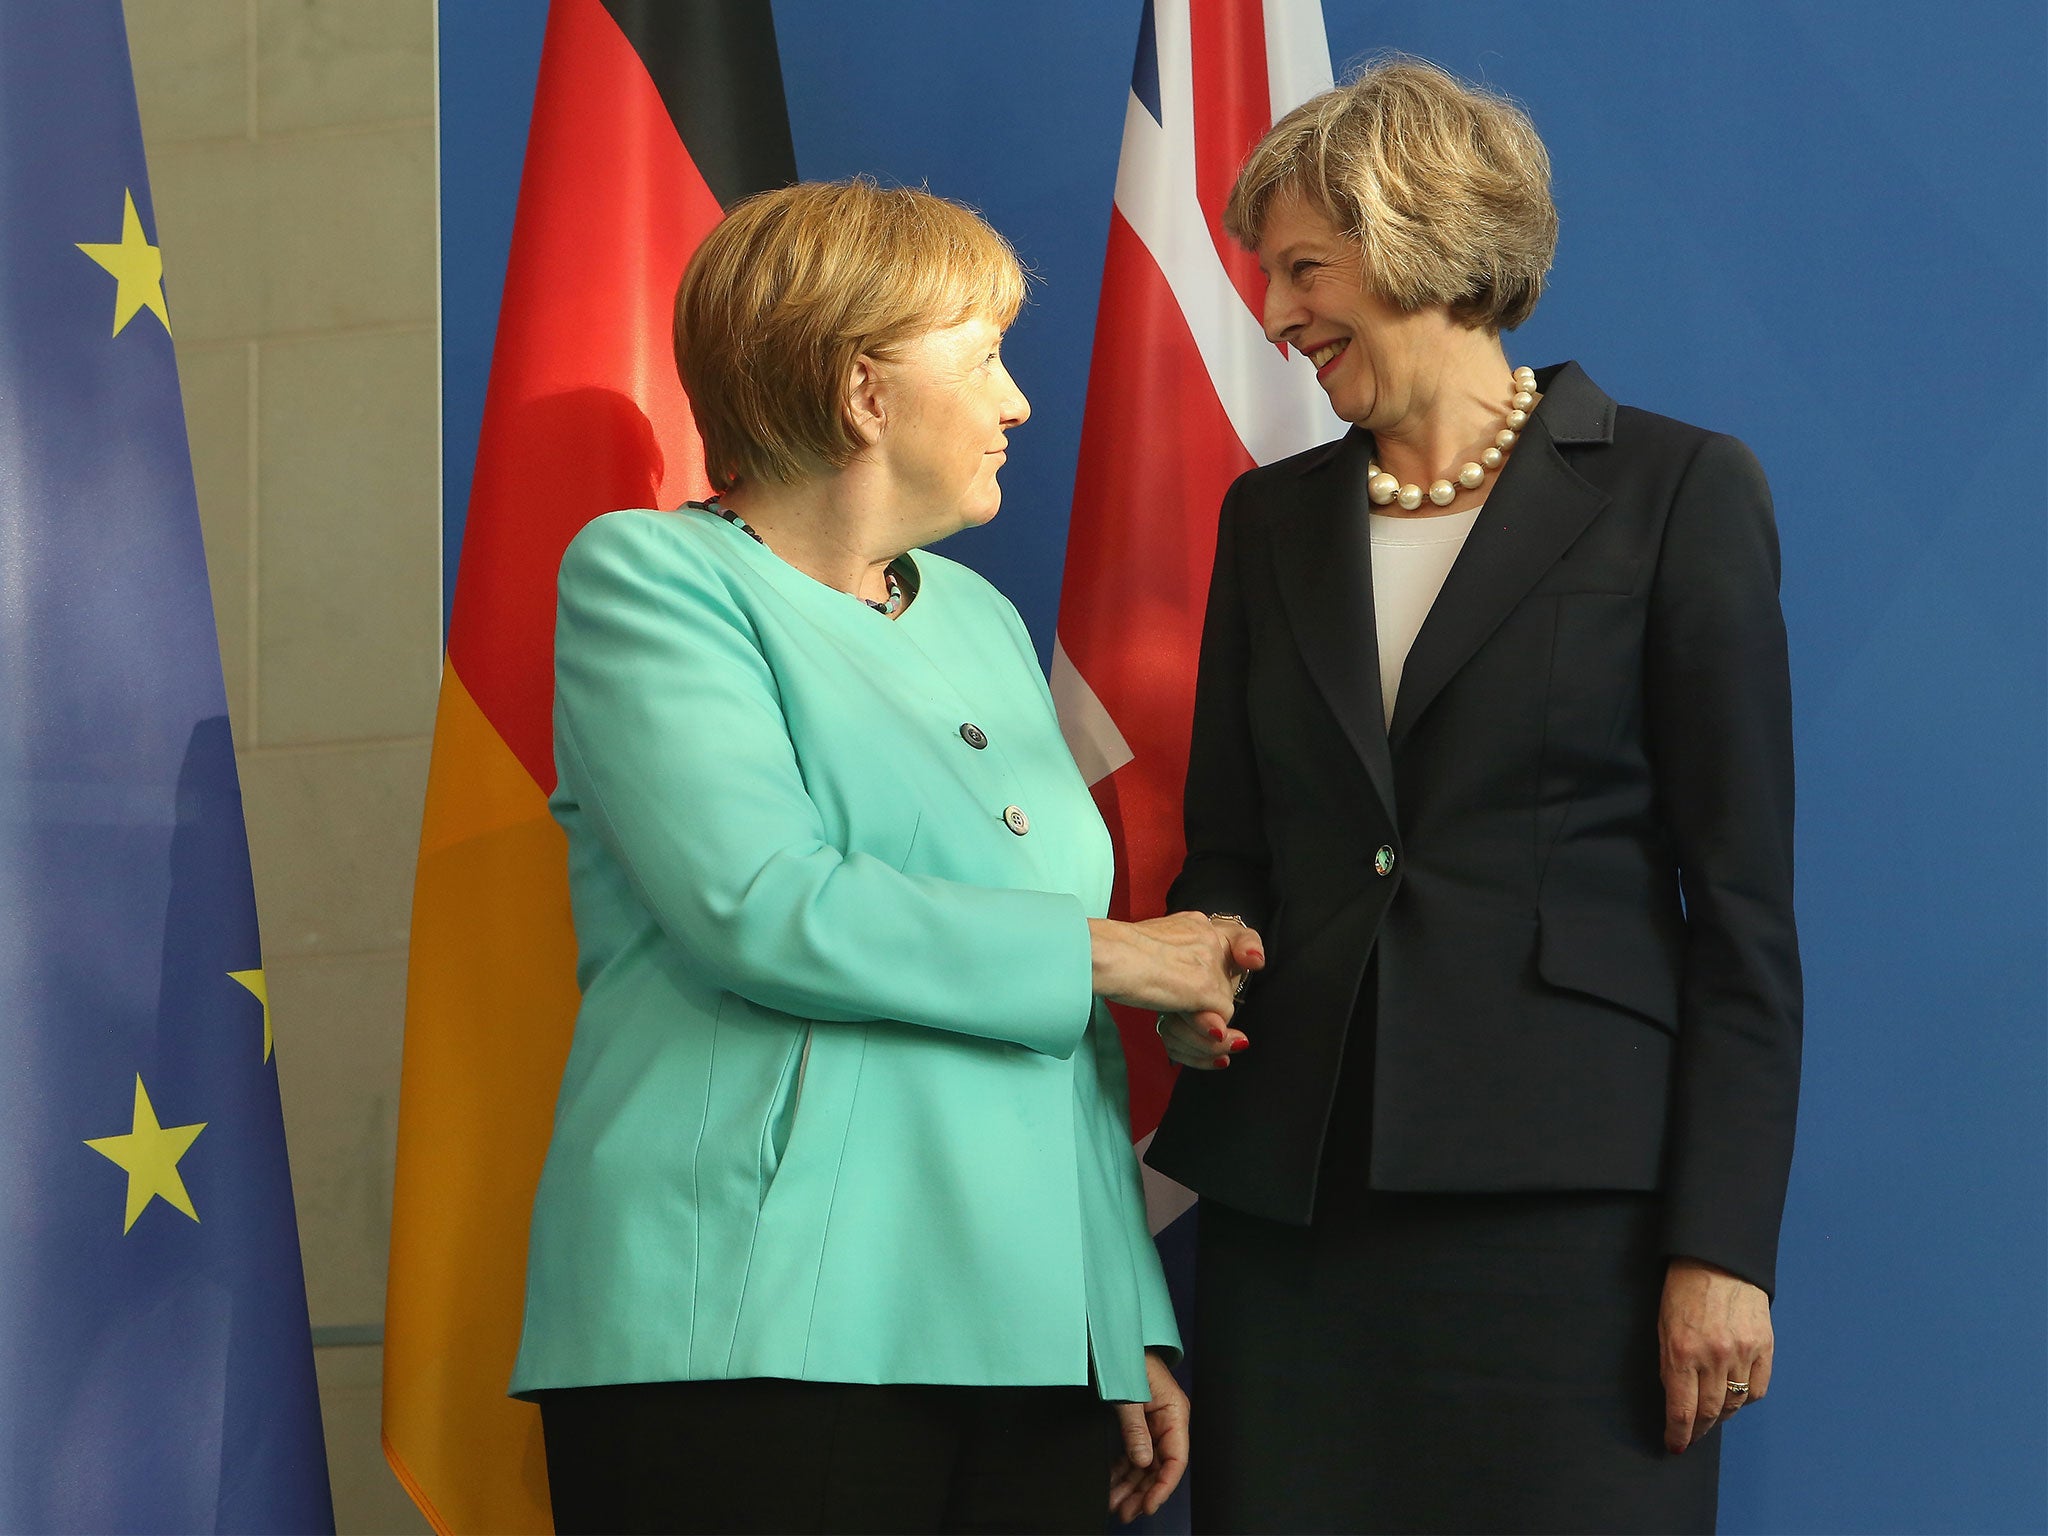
[{"xmin": 511, "ymin": 181, "xmax": 1261, "ymax": 1535}]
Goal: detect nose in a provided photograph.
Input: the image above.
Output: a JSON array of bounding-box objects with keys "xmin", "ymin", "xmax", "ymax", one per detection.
[
  {"xmin": 999, "ymin": 364, "xmax": 1030, "ymax": 428},
  {"xmin": 1261, "ymin": 277, "xmax": 1302, "ymax": 346}
]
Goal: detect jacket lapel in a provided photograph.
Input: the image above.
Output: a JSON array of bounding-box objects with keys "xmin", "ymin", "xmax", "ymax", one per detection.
[
  {"xmin": 1271, "ymin": 428, "xmax": 1399, "ymax": 822},
  {"xmin": 1387, "ymin": 362, "xmax": 1617, "ymax": 749}
]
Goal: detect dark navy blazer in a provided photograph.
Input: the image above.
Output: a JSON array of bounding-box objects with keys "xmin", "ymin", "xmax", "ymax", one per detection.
[{"xmin": 1147, "ymin": 362, "xmax": 1802, "ymax": 1293}]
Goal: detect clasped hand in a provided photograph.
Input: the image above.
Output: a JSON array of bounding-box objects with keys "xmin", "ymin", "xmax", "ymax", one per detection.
[
  {"xmin": 1088, "ymin": 912, "xmax": 1265, "ymax": 1047},
  {"xmin": 1144, "ymin": 914, "xmax": 1265, "ymax": 1071}
]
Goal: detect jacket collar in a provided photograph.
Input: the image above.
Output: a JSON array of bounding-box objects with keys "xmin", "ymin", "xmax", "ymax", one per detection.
[
  {"xmin": 1272, "ymin": 362, "xmax": 1619, "ymax": 778},
  {"xmin": 1525, "ymin": 359, "xmax": 1616, "ymax": 446},
  {"xmin": 1270, "ymin": 427, "xmax": 1399, "ymax": 823},
  {"xmin": 1287, "ymin": 430, "xmax": 1355, "ymax": 477},
  {"xmin": 1386, "ymin": 360, "xmax": 1616, "ymax": 746}
]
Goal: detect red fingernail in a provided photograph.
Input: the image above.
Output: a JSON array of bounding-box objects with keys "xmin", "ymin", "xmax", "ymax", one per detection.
[
  {"xmin": 1248, "ymin": 950, "xmax": 1265, "ymax": 965},
  {"xmin": 1211, "ymin": 1055, "xmax": 1230, "ymax": 1068},
  {"xmin": 1208, "ymin": 1027, "xmax": 1225, "ymax": 1042},
  {"xmin": 1229, "ymin": 1037, "xmax": 1249, "ymax": 1052}
]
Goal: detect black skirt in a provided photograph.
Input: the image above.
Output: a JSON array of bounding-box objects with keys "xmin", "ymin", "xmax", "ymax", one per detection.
[{"xmin": 1189, "ymin": 981, "xmax": 1719, "ymax": 1535}]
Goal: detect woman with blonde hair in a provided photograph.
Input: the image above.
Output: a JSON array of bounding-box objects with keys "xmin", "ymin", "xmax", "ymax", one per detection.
[
  {"xmin": 1148, "ymin": 60, "xmax": 1801, "ymax": 1533},
  {"xmin": 510, "ymin": 179, "xmax": 1262, "ymax": 1534}
]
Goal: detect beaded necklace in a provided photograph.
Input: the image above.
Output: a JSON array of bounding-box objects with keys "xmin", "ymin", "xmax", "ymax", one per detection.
[
  {"xmin": 689, "ymin": 498, "xmax": 906, "ymax": 616},
  {"xmin": 1368, "ymin": 365, "xmax": 1542, "ymax": 511}
]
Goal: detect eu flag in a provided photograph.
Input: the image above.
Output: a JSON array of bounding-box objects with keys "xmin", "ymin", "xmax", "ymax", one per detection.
[{"xmin": 0, "ymin": 6, "xmax": 334, "ymax": 1531}]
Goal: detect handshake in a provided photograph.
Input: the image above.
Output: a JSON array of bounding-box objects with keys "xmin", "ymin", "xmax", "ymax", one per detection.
[{"xmin": 1087, "ymin": 911, "xmax": 1267, "ymax": 1073}]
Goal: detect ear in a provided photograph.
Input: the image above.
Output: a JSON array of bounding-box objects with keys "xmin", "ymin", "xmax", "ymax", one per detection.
[{"xmin": 845, "ymin": 354, "xmax": 887, "ymax": 448}]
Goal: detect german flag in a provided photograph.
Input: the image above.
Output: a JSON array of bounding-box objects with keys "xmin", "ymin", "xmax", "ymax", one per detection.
[{"xmin": 382, "ymin": 4, "xmax": 794, "ymax": 1530}]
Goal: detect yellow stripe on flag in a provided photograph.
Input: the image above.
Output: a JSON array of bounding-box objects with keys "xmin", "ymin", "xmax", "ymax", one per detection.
[{"xmin": 382, "ymin": 660, "xmax": 578, "ymax": 1535}]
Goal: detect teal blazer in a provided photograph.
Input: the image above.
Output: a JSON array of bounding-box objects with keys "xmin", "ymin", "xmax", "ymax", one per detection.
[{"xmin": 510, "ymin": 508, "xmax": 1178, "ymax": 1403}]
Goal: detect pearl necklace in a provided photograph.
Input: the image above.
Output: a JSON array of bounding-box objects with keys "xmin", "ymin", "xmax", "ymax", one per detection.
[{"xmin": 1369, "ymin": 366, "xmax": 1538, "ymax": 511}]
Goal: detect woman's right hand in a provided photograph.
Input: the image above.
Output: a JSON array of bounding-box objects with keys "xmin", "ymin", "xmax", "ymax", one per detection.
[
  {"xmin": 1153, "ymin": 916, "xmax": 1265, "ymax": 1071},
  {"xmin": 1089, "ymin": 913, "xmax": 1264, "ymax": 1067},
  {"xmin": 1089, "ymin": 911, "xmax": 1262, "ymax": 1017}
]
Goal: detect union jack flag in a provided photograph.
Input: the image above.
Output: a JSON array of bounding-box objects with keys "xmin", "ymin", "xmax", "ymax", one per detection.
[{"xmin": 1053, "ymin": 0, "xmax": 1339, "ymax": 1230}]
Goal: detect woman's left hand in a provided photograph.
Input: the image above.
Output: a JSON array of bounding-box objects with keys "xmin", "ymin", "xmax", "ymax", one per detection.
[
  {"xmin": 1109, "ymin": 1348, "xmax": 1189, "ymax": 1523},
  {"xmin": 1658, "ymin": 1257, "xmax": 1774, "ymax": 1453}
]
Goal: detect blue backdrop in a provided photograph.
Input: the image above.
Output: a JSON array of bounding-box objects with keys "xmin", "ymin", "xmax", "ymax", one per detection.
[{"xmin": 438, "ymin": 5, "xmax": 2048, "ymax": 1531}]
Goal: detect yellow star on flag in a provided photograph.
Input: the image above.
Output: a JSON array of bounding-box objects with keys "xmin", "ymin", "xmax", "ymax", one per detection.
[
  {"xmin": 76, "ymin": 189, "xmax": 171, "ymax": 337},
  {"xmin": 84, "ymin": 1075, "xmax": 206, "ymax": 1234},
  {"xmin": 229, "ymin": 967, "xmax": 272, "ymax": 1061}
]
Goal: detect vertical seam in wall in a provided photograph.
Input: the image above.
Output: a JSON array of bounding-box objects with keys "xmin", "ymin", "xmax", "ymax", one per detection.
[
  {"xmin": 242, "ymin": 0, "xmax": 258, "ymax": 745},
  {"xmin": 246, "ymin": 340, "xmax": 260, "ymax": 742},
  {"xmin": 244, "ymin": 0, "xmax": 259, "ymax": 143},
  {"xmin": 430, "ymin": 0, "xmax": 446, "ymax": 665}
]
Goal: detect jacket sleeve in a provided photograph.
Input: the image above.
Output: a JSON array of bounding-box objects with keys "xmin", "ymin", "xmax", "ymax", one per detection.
[
  {"xmin": 1166, "ymin": 480, "xmax": 1276, "ymax": 931},
  {"xmin": 552, "ymin": 513, "xmax": 1095, "ymax": 1059},
  {"xmin": 1645, "ymin": 435, "xmax": 1804, "ymax": 1294},
  {"xmin": 1084, "ymin": 1008, "xmax": 1185, "ymax": 1374}
]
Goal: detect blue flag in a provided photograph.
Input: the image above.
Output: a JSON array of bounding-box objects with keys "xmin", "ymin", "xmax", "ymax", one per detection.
[{"xmin": 0, "ymin": 7, "xmax": 334, "ymax": 1531}]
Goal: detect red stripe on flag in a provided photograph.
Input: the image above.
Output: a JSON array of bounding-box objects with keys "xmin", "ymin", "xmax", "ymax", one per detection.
[
  {"xmin": 447, "ymin": 0, "xmax": 720, "ymax": 792},
  {"xmin": 1058, "ymin": 208, "xmax": 1254, "ymax": 1138},
  {"xmin": 1190, "ymin": 0, "xmax": 1273, "ymax": 325}
]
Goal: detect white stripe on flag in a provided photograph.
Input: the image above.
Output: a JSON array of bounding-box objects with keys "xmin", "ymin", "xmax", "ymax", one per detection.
[
  {"xmin": 1264, "ymin": 0, "xmax": 1335, "ymax": 123},
  {"xmin": 1111, "ymin": 2, "xmax": 1338, "ymax": 467},
  {"xmin": 1133, "ymin": 1129, "xmax": 1199, "ymax": 1233},
  {"xmin": 1051, "ymin": 639, "xmax": 1135, "ymax": 787}
]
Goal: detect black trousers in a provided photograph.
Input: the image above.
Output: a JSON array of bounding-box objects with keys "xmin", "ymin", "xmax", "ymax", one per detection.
[
  {"xmin": 1190, "ymin": 970, "xmax": 1720, "ymax": 1535},
  {"xmin": 537, "ymin": 1378, "xmax": 1118, "ymax": 1535}
]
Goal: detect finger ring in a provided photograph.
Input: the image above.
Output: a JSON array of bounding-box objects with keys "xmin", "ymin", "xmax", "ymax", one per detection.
[
  {"xmin": 1154, "ymin": 1013, "xmax": 1169, "ymax": 1038},
  {"xmin": 1726, "ymin": 1381, "xmax": 1751, "ymax": 1395},
  {"xmin": 1232, "ymin": 971, "xmax": 1248, "ymax": 997}
]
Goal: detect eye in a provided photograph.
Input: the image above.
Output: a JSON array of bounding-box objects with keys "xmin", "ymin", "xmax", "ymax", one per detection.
[{"xmin": 1291, "ymin": 259, "xmax": 1319, "ymax": 279}]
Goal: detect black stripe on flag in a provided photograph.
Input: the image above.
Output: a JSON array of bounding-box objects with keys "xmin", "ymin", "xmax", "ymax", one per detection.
[{"xmin": 599, "ymin": 0, "xmax": 798, "ymax": 209}]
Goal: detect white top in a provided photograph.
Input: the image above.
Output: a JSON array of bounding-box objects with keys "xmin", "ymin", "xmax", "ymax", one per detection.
[{"xmin": 1370, "ymin": 506, "xmax": 1482, "ymax": 728}]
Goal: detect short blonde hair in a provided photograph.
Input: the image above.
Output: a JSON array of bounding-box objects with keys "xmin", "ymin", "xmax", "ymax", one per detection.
[
  {"xmin": 1225, "ymin": 58, "xmax": 1556, "ymax": 332},
  {"xmin": 674, "ymin": 178, "xmax": 1026, "ymax": 491}
]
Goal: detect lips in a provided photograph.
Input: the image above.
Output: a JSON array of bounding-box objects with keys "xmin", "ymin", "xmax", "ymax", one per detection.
[{"xmin": 1308, "ymin": 339, "xmax": 1348, "ymax": 378}]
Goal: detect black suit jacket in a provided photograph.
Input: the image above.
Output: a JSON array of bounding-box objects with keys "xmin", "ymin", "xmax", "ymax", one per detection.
[{"xmin": 1146, "ymin": 362, "xmax": 1802, "ymax": 1292}]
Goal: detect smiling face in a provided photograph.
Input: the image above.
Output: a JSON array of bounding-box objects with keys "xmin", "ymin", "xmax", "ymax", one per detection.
[
  {"xmin": 868, "ymin": 315, "xmax": 1030, "ymax": 538},
  {"xmin": 1253, "ymin": 187, "xmax": 1459, "ymax": 432}
]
